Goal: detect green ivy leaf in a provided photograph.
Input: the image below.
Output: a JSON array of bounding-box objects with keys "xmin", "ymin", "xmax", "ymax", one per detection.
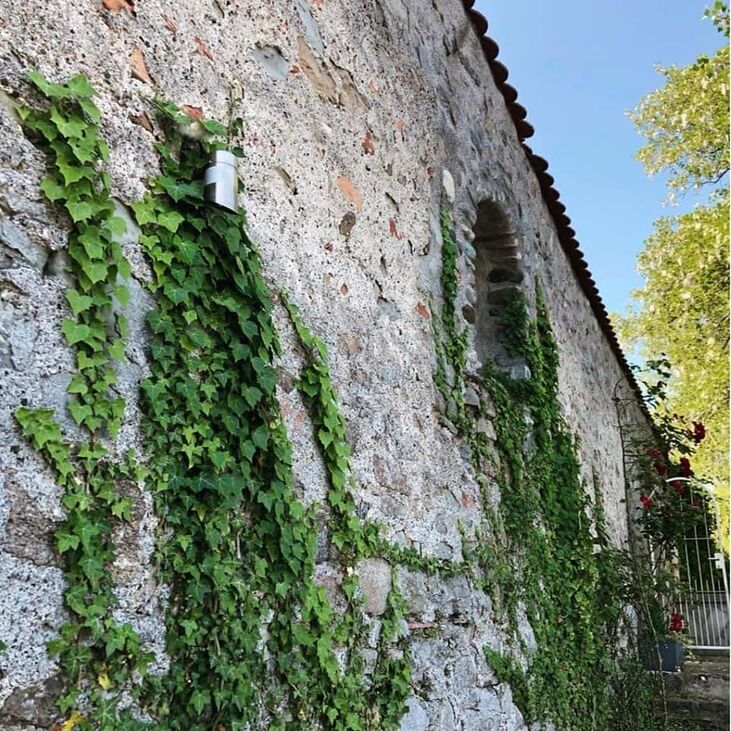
[
  {"xmin": 159, "ymin": 176, "xmax": 204, "ymax": 202},
  {"xmin": 107, "ymin": 216, "xmax": 128, "ymax": 236},
  {"xmin": 190, "ymin": 689, "xmax": 210, "ymax": 715},
  {"xmin": 78, "ymin": 96, "xmax": 101, "ymax": 123},
  {"xmin": 49, "ymin": 104, "xmax": 86, "ymax": 138},
  {"xmin": 78, "ymin": 227, "xmax": 104, "ymax": 259},
  {"xmin": 66, "ymin": 289, "xmax": 94, "ymax": 316},
  {"xmin": 108, "ymin": 339, "xmax": 125, "ymax": 362},
  {"xmin": 68, "ymin": 399, "xmax": 93, "ymax": 425},
  {"xmin": 64, "ymin": 584, "xmax": 89, "ymax": 615},
  {"xmin": 61, "ymin": 319, "xmax": 92, "ymax": 345},
  {"xmin": 27, "ymin": 69, "xmax": 72, "ymax": 98},
  {"xmin": 117, "ymin": 257, "xmax": 132, "ymax": 280},
  {"xmin": 130, "ymin": 197, "xmax": 158, "ymax": 226},
  {"xmin": 158, "ymin": 210, "xmax": 185, "ymax": 233},
  {"xmin": 201, "ymin": 118, "xmax": 227, "ymax": 136},
  {"xmin": 81, "ymin": 259, "xmax": 108, "ymax": 284},
  {"xmin": 251, "ymin": 425, "xmax": 269, "ymax": 451},
  {"xmin": 111, "ymin": 496, "xmax": 132, "ymax": 521},
  {"xmin": 56, "ymin": 532, "xmax": 81, "ymax": 553},
  {"xmin": 40, "ymin": 175, "xmax": 66, "ymax": 202},
  {"xmin": 114, "ymin": 284, "xmax": 130, "ymax": 307},
  {"xmin": 66, "ymin": 73, "xmax": 97, "ymax": 97},
  {"xmin": 177, "ymin": 239, "xmax": 199, "ymax": 263},
  {"xmin": 66, "ymin": 199, "xmax": 95, "ymax": 223},
  {"xmin": 58, "ymin": 161, "xmax": 88, "ymax": 186},
  {"xmin": 243, "ymin": 386, "xmax": 262, "ymax": 407},
  {"xmin": 67, "ymin": 374, "xmax": 89, "ymax": 395}
]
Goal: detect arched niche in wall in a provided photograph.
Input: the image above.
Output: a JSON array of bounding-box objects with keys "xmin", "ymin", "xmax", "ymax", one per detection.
[{"xmin": 470, "ymin": 199, "xmax": 526, "ymax": 369}]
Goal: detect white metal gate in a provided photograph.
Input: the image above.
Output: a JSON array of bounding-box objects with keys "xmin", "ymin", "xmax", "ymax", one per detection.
[{"xmin": 677, "ymin": 483, "xmax": 730, "ymax": 650}]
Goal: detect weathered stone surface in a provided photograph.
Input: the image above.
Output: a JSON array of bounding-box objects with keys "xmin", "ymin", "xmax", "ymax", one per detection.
[
  {"xmin": 0, "ymin": 220, "xmax": 47, "ymax": 271},
  {"xmin": 461, "ymin": 687, "xmax": 503, "ymax": 728},
  {"xmin": 399, "ymin": 570, "xmax": 435, "ymax": 620},
  {"xmin": 251, "ymin": 45, "xmax": 290, "ymax": 81},
  {"xmin": 0, "ymin": 0, "xmax": 651, "ymax": 726},
  {"xmin": 463, "ymin": 386, "xmax": 480, "ymax": 408},
  {"xmin": 356, "ymin": 557, "xmax": 392, "ymax": 616},
  {"xmin": 461, "ymin": 303, "xmax": 476, "ymax": 323},
  {"xmin": 0, "ymin": 474, "xmax": 60, "ymax": 567},
  {"xmin": 0, "ymin": 675, "xmax": 63, "ymax": 725},
  {"xmin": 442, "ymin": 169, "xmax": 456, "ymax": 203},
  {"xmin": 399, "ymin": 697, "xmax": 429, "ymax": 731}
]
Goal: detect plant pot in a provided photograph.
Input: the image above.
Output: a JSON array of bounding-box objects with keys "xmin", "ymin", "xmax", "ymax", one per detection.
[{"xmin": 642, "ymin": 639, "xmax": 684, "ymax": 671}]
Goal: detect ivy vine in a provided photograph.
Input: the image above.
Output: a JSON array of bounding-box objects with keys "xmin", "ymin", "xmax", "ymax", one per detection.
[
  {"xmin": 15, "ymin": 71, "xmax": 153, "ymax": 725},
  {"xmin": 132, "ymin": 97, "xmax": 418, "ymax": 730},
  {"xmin": 433, "ymin": 210, "xmax": 693, "ymax": 731},
  {"xmin": 14, "ymin": 71, "xmax": 414, "ymax": 730}
]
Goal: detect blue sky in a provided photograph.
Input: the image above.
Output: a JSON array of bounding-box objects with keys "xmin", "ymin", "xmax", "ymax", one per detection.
[{"xmin": 474, "ymin": 1, "xmax": 723, "ymax": 315}]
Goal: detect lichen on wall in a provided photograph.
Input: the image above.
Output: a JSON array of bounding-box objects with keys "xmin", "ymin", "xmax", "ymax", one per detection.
[{"xmin": 0, "ymin": 1, "xmax": 650, "ymax": 729}]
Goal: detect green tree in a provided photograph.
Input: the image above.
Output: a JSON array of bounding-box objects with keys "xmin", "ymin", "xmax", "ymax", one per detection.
[{"xmin": 621, "ymin": 3, "xmax": 729, "ymax": 547}]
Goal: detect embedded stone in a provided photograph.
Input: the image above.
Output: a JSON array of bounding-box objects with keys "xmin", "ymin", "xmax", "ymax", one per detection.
[
  {"xmin": 399, "ymin": 570, "xmax": 434, "ymax": 618},
  {"xmin": 476, "ymin": 417, "xmax": 496, "ymax": 440},
  {"xmin": 0, "ymin": 675, "xmax": 64, "ymax": 724},
  {"xmin": 399, "ymin": 697, "xmax": 429, "ymax": 731},
  {"xmin": 251, "ymin": 45, "xmax": 290, "ymax": 81},
  {"xmin": 0, "ymin": 220, "xmax": 47, "ymax": 271},
  {"xmin": 377, "ymin": 297, "xmax": 401, "ymax": 320},
  {"xmin": 0, "ymin": 476, "xmax": 59, "ymax": 567},
  {"xmin": 356, "ymin": 558, "xmax": 392, "ymax": 616},
  {"xmin": 460, "ymin": 224, "xmax": 476, "ymax": 242},
  {"xmin": 487, "ymin": 282, "xmax": 522, "ymax": 305},
  {"xmin": 339, "ymin": 211, "xmax": 356, "ymax": 238},
  {"xmin": 442, "ymin": 168, "xmax": 455, "ymax": 202},
  {"xmin": 510, "ymin": 364, "xmax": 532, "ymax": 380},
  {"xmin": 458, "ymin": 239, "xmax": 476, "ymax": 259},
  {"xmin": 463, "ymin": 386, "xmax": 480, "ymax": 408},
  {"xmin": 461, "ymin": 688, "xmax": 502, "ymax": 728}
]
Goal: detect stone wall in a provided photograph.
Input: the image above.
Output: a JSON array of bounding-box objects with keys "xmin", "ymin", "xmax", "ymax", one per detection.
[{"xmin": 0, "ymin": 0, "xmax": 648, "ymax": 728}]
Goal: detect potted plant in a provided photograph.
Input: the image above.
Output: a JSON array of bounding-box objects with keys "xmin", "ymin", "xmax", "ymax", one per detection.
[{"xmin": 640, "ymin": 597, "xmax": 686, "ymax": 672}]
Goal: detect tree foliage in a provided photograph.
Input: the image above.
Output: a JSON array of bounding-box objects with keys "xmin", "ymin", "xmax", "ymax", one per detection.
[
  {"xmin": 621, "ymin": 3, "xmax": 730, "ymax": 546},
  {"xmin": 628, "ymin": 15, "xmax": 729, "ymax": 193}
]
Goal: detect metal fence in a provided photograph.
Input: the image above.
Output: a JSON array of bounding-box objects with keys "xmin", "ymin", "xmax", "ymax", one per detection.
[{"xmin": 678, "ymin": 483, "xmax": 729, "ymax": 650}]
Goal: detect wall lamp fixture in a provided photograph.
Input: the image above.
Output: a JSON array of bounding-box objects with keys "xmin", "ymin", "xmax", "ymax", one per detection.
[{"xmin": 203, "ymin": 150, "xmax": 238, "ymax": 213}]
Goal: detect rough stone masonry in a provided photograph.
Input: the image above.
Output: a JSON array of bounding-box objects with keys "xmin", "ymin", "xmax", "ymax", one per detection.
[{"xmin": 0, "ymin": 0, "xmax": 649, "ymax": 729}]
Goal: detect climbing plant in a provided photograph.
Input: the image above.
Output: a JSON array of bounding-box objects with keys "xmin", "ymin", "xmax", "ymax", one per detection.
[
  {"xmin": 129, "ymin": 97, "xmax": 415, "ymax": 729},
  {"xmin": 15, "ymin": 70, "xmax": 153, "ymax": 726},
  {"xmin": 15, "ymin": 70, "xmax": 415, "ymax": 730},
  {"xmin": 433, "ymin": 210, "xmax": 695, "ymax": 731},
  {"xmin": 283, "ymin": 296, "xmax": 412, "ymax": 728}
]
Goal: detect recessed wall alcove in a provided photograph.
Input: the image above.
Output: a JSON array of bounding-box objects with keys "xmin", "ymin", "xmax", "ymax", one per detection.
[{"xmin": 469, "ymin": 199, "xmax": 527, "ymax": 370}]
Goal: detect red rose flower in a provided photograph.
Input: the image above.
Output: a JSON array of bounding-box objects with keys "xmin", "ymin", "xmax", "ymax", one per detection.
[
  {"xmin": 679, "ymin": 457, "xmax": 693, "ymax": 477},
  {"xmin": 669, "ymin": 612, "xmax": 683, "ymax": 632},
  {"xmin": 692, "ymin": 421, "xmax": 706, "ymax": 444},
  {"xmin": 640, "ymin": 495, "xmax": 653, "ymax": 509},
  {"xmin": 672, "ymin": 481, "xmax": 684, "ymax": 495},
  {"xmin": 654, "ymin": 461, "xmax": 668, "ymax": 476},
  {"xmin": 647, "ymin": 448, "xmax": 662, "ymax": 458}
]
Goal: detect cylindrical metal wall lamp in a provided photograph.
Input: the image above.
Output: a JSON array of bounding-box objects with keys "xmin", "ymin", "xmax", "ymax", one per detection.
[{"xmin": 203, "ymin": 150, "xmax": 238, "ymax": 213}]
